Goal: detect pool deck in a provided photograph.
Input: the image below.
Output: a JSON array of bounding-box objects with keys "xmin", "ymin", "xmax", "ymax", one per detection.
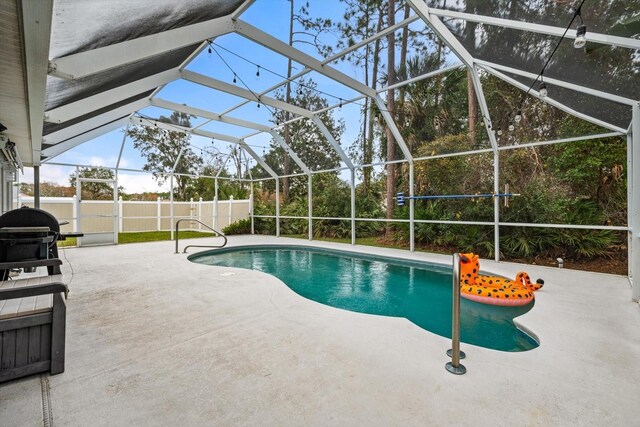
[{"xmin": 1, "ymin": 235, "xmax": 639, "ymax": 426}]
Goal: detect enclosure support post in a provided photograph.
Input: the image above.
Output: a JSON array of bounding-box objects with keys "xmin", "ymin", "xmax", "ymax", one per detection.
[
  {"xmin": 72, "ymin": 195, "xmax": 78, "ymax": 232},
  {"xmin": 169, "ymin": 146, "xmax": 184, "ymax": 241},
  {"xmin": 113, "ymin": 173, "xmax": 119, "ymax": 244},
  {"xmin": 75, "ymin": 167, "xmax": 81, "ymax": 245},
  {"xmin": 493, "ymin": 150, "xmax": 500, "ymax": 262},
  {"xmin": 631, "ymin": 103, "xmax": 640, "ymax": 301},
  {"xmin": 410, "ymin": 162, "xmax": 415, "ymax": 252},
  {"xmin": 157, "ymin": 197, "xmax": 161, "ymax": 231},
  {"xmin": 275, "ymin": 177, "xmax": 280, "ymax": 237},
  {"xmin": 250, "ymin": 182, "xmax": 255, "ymax": 235},
  {"xmin": 214, "ymin": 178, "xmax": 219, "ymax": 231},
  {"xmin": 350, "ymin": 169, "xmax": 356, "ymax": 246},
  {"xmin": 308, "ymin": 174, "xmax": 313, "ymax": 241},
  {"xmin": 33, "ymin": 166, "xmax": 40, "ymax": 209},
  {"xmin": 118, "ymin": 196, "xmax": 123, "ymax": 233},
  {"xmin": 628, "ymin": 133, "xmax": 633, "ymax": 279},
  {"xmin": 170, "ymin": 174, "xmax": 174, "ymax": 240}
]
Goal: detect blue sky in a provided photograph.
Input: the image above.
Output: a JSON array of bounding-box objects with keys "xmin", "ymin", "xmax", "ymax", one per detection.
[{"xmin": 29, "ymin": 0, "xmax": 384, "ymax": 193}]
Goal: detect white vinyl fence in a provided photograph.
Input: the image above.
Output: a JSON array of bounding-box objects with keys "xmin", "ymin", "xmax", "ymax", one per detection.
[{"xmin": 15, "ymin": 196, "xmax": 250, "ymax": 234}]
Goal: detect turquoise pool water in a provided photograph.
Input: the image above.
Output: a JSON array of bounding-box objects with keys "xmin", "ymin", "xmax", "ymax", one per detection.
[{"xmin": 189, "ymin": 245, "xmax": 538, "ymax": 352}]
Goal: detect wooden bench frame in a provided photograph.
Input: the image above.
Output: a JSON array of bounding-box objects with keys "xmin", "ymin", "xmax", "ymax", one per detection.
[{"xmin": 0, "ymin": 259, "xmax": 68, "ymax": 383}]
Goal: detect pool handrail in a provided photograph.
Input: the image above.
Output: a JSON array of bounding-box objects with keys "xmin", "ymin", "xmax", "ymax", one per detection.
[
  {"xmin": 446, "ymin": 252, "xmax": 466, "ymax": 375},
  {"xmin": 174, "ymin": 218, "xmax": 227, "ymax": 254}
]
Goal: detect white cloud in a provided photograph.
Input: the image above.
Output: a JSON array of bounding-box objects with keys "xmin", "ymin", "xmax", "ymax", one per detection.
[
  {"xmin": 117, "ymin": 173, "xmax": 169, "ymax": 194},
  {"xmin": 20, "ymin": 165, "xmax": 74, "ymax": 186}
]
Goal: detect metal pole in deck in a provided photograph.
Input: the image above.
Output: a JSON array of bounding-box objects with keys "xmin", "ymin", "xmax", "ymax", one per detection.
[{"xmin": 446, "ymin": 252, "xmax": 466, "ymax": 375}]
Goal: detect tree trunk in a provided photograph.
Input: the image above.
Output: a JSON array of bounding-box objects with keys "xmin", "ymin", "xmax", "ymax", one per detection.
[
  {"xmin": 434, "ymin": 39, "xmax": 444, "ymax": 111},
  {"xmin": 467, "ymin": 70, "xmax": 477, "ymax": 146},
  {"xmin": 385, "ymin": 0, "xmax": 396, "ymax": 240},
  {"xmin": 397, "ymin": 4, "xmax": 410, "ymax": 183},
  {"xmin": 361, "ymin": 6, "xmax": 371, "ymax": 192},
  {"xmin": 365, "ymin": 4, "xmax": 384, "ymax": 192},
  {"xmin": 465, "ymin": 8, "xmax": 478, "ymax": 147},
  {"xmin": 283, "ymin": 0, "xmax": 295, "ymax": 202},
  {"xmin": 362, "ymin": 99, "xmax": 369, "ymax": 190}
]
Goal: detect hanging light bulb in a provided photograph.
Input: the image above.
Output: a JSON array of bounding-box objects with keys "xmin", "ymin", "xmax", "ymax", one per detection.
[
  {"xmin": 207, "ymin": 46, "xmax": 212, "ymax": 54},
  {"xmin": 497, "ymin": 128, "xmax": 503, "ymax": 136},
  {"xmin": 514, "ymin": 110, "xmax": 522, "ymax": 124},
  {"xmin": 538, "ymin": 81, "xmax": 548, "ymax": 98},
  {"xmin": 233, "ymin": 74, "xmax": 237, "ymax": 84},
  {"xmin": 339, "ymin": 98, "xmax": 343, "ymax": 109},
  {"xmin": 508, "ymin": 123, "xmax": 515, "ymax": 132},
  {"xmin": 256, "ymin": 65, "xmax": 260, "ymax": 77},
  {"xmin": 574, "ymin": 24, "xmax": 587, "ymax": 49}
]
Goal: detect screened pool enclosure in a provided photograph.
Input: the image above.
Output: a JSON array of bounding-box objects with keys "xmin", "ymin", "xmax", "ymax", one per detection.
[{"xmin": 0, "ymin": 0, "xmax": 638, "ymax": 300}]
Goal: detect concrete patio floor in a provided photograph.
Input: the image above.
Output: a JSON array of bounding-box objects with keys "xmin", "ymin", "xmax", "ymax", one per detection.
[{"xmin": 1, "ymin": 235, "xmax": 639, "ymax": 426}]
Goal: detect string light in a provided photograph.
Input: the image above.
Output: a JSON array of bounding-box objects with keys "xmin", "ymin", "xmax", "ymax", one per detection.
[
  {"xmin": 505, "ymin": 0, "xmax": 585, "ymax": 132},
  {"xmin": 208, "ymin": 40, "xmax": 364, "ymax": 109},
  {"xmin": 514, "ymin": 110, "xmax": 522, "ymax": 124},
  {"xmin": 233, "ymin": 73, "xmax": 237, "ymax": 84},
  {"xmin": 574, "ymin": 6, "xmax": 587, "ymax": 49},
  {"xmin": 538, "ymin": 81, "xmax": 548, "ymax": 98},
  {"xmin": 497, "ymin": 128, "xmax": 503, "ymax": 136},
  {"xmin": 256, "ymin": 65, "xmax": 260, "ymax": 77},
  {"xmin": 574, "ymin": 24, "xmax": 587, "ymax": 48}
]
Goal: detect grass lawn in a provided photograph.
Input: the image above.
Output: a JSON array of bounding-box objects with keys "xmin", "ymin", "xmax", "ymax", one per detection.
[{"xmin": 58, "ymin": 231, "xmax": 216, "ymax": 247}]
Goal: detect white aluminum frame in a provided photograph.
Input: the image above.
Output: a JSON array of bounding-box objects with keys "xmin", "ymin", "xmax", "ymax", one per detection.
[{"xmin": 28, "ymin": 2, "xmax": 638, "ymax": 298}]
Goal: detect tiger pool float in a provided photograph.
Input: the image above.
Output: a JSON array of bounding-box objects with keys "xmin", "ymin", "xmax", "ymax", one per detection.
[{"xmin": 458, "ymin": 253, "xmax": 543, "ymax": 306}]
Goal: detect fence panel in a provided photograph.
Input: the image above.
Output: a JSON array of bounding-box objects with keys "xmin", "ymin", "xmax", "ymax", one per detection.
[
  {"xmin": 15, "ymin": 198, "xmax": 75, "ymax": 233},
  {"xmin": 16, "ymin": 197, "xmax": 250, "ymax": 234}
]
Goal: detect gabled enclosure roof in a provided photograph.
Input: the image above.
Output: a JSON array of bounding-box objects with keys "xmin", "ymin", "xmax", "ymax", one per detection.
[{"xmin": 1, "ymin": 0, "xmax": 638, "ymax": 169}]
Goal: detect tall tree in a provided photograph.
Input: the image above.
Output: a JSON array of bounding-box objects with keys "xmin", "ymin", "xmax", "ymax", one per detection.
[
  {"xmin": 283, "ymin": 0, "xmax": 295, "ymax": 202},
  {"xmin": 127, "ymin": 112, "xmax": 203, "ymax": 201},
  {"xmin": 69, "ymin": 167, "xmax": 121, "ymax": 200},
  {"xmin": 258, "ymin": 79, "xmax": 344, "ymax": 198},
  {"xmin": 384, "ymin": 0, "xmax": 396, "ymax": 239},
  {"xmin": 281, "ymin": 0, "xmax": 334, "ymax": 201},
  {"xmin": 464, "ymin": 0, "xmax": 479, "ymax": 146},
  {"xmin": 365, "ymin": 3, "xmax": 385, "ymax": 178},
  {"xmin": 19, "ymin": 181, "xmax": 75, "ymax": 198},
  {"xmin": 336, "ymin": 0, "xmax": 386, "ymax": 191}
]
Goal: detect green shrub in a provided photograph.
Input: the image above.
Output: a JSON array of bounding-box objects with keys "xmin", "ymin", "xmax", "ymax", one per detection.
[{"xmin": 223, "ymin": 218, "xmax": 252, "ymax": 235}]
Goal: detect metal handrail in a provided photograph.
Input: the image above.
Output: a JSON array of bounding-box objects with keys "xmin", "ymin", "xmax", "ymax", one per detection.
[
  {"xmin": 174, "ymin": 218, "xmax": 227, "ymax": 254},
  {"xmin": 446, "ymin": 252, "xmax": 466, "ymax": 375}
]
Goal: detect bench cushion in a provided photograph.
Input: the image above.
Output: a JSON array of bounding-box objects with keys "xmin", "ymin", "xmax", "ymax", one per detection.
[{"xmin": 0, "ymin": 275, "xmax": 62, "ymax": 320}]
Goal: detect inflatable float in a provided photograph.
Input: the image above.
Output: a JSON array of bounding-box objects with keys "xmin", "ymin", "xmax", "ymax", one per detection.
[{"xmin": 459, "ymin": 253, "xmax": 543, "ymax": 306}]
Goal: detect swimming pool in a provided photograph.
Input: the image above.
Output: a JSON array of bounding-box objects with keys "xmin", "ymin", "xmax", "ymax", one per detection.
[{"xmin": 189, "ymin": 245, "xmax": 538, "ymax": 352}]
